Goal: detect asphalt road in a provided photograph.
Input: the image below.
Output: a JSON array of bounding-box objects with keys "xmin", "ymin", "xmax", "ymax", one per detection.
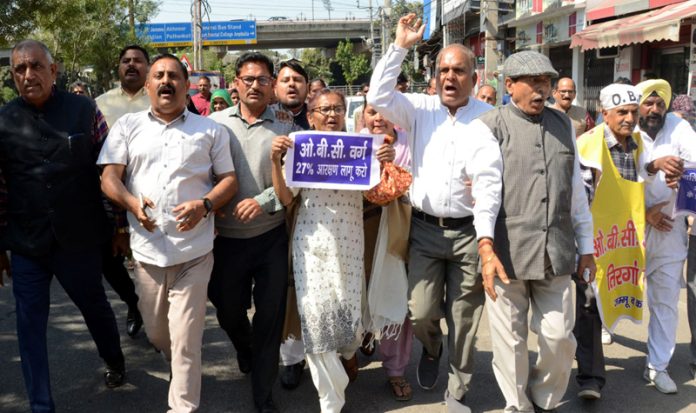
[{"xmin": 0, "ymin": 276, "xmax": 695, "ymax": 413}]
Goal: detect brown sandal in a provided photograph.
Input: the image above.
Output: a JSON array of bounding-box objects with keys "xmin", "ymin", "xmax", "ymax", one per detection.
[
  {"xmin": 388, "ymin": 376, "xmax": 412, "ymax": 401},
  {"xmin": 340, "ymin": 355, "xmax": 358, "ymax": 383}
]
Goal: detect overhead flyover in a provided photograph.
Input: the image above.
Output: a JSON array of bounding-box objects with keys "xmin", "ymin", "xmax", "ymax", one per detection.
[{"xmin": 243, "ymin": 19, "xmax": 376, "ymax": 50}]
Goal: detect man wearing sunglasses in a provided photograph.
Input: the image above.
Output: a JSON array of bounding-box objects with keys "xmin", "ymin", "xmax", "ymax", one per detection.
[{"xmin": 208, "ymin": 51, "xmax": 296, "ymax": 413}]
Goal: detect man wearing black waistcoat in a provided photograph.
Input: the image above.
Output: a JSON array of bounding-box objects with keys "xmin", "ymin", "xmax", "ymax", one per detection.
[{"xmin": 0, "ymin": 40, "xmax": 125, "ymax": 413}]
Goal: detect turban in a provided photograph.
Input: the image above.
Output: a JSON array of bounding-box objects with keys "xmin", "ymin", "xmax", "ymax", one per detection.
[
  {"xmin": 636, "ymin": 79, "xmax": 672, "ymax": 109},
  {"xmin": 599, "ymin": 84, "xmax": 641, "ymax": 110}
]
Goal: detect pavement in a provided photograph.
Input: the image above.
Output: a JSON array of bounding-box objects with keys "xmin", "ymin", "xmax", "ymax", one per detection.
[{"xmin": 0, "ymin": 276, "xmax": 695, "ymax": 413}]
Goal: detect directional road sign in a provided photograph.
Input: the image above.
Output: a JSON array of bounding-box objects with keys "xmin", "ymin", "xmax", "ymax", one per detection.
[{"xmin": 139, "ymin": 21, "xmax": 257, "ymax": 47}]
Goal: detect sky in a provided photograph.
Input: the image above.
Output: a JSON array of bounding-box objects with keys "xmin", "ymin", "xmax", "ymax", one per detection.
[{"xmin": 153, "ymin": 0, "xmax": 375, "ymax": 23}]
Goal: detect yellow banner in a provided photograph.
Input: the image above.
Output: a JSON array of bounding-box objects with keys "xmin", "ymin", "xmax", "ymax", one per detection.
[{"xmin": 578, "ymin": 125, "xmax": 645, "ymax": 331}]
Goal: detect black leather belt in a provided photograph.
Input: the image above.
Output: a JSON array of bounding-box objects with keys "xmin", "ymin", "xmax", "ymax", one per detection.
[{"xmin": 412, "ymin": 209, "xmax": 473, "ymax": 228}]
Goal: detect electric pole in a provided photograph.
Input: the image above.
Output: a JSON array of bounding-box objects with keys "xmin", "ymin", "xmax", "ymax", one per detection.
[
  {"xmin": 482, "ymin": 0, "xmax": 500, "ymax": 102},
  {"xmin": 381, "ymin": 0, "xmax": 391, "ymax": 56},
  {"xmin": 358, "ymin": 0, "xmax": 378, "ymax": 66},
  {"xmin": 323, "ymin": 0, "xmax": 334, "ymax": 20},
  {"xmin": 192, "ymin": 0, "xmax": 203, "ymax": 70}
]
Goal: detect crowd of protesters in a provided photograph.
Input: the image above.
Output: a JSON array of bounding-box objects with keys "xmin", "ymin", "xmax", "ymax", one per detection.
[{"xmin": 2, "ymin": 12, "xmax": 696, "ymax": 413}]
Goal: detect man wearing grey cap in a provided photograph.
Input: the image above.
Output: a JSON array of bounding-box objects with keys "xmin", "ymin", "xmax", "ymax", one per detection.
[{"xmin": 472, "ymin": 50, "xmax": 596, "ymax": 412}]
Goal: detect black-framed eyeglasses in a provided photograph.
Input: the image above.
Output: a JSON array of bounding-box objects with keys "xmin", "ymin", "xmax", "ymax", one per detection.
[
  {"xmin": 311, "ymin": 105, "xmax": 346, "ymax": 116},
  {"xmin": 238, "ymin": 75, "xmax": 273, "ymax": 87}
]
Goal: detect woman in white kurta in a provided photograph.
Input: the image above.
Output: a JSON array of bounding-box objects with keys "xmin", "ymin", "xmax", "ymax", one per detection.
[{"xmin": 271, "ymin": 90, "xmax": 394, "ymax": 412}]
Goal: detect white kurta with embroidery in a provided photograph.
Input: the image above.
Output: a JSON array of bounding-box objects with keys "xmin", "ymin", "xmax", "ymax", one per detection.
[{"xmin": 293, "ymin": 188, "xmax": 364, "ymax": 354}]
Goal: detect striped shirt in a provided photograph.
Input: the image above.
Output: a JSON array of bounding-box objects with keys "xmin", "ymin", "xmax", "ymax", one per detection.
[{"xmin": 581, "ymin": 125, "xmax": 638, "ymax": 204}]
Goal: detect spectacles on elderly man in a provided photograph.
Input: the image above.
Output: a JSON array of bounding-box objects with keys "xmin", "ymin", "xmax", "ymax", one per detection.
[
  {"xmin": 311, "ymin": 105, "xmax": 346, "ymax": 116},
  {"xmin": 238, "ymin": 75, "xmax": 273, "ymax": 87}
]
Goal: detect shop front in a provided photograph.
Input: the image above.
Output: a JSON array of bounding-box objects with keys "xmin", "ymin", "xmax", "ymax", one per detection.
[{"xmin": 571, "ymin": 0, "xmax": 696, "ymax": 101}]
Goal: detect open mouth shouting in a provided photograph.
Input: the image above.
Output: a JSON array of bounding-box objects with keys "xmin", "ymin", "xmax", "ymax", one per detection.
[
  {"xmin": 157, "ymin": 84, "xmax": 175, "ymax": 100},
  {"xmin": 124, "ymin": 67, "xmax": 140, "ymax": 79},
  {"xmin": 442, "ymin": 83, "xmax": 458, "ymax": 97}
]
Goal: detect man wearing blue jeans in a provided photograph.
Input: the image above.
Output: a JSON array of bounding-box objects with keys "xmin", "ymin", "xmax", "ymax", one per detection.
[{"xmin": 0, "ymin": 39, "xmax": 124, "ymax": 413}]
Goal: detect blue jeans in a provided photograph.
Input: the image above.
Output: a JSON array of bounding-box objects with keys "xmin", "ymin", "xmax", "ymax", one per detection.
[{"xmin": 11, "ymin": 246, "xmax": 123, "ymax": 413}]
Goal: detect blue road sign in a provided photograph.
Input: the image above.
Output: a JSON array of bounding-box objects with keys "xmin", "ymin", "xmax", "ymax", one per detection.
[{"xmin": 139, "ymin": 21, "xmax": 257, "ymax": 47}]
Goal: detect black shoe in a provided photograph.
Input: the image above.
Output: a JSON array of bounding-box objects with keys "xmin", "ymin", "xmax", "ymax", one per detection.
[
  {"xmin": 280, "ymin": 360, "xmax": 305, "ymax": 390},
  {"xmin": 104, "ymin": 363, "xmax": 126, "ymax": 388},
  {"xmin": 237, "ymin": 349, "xmax": 252, "ymax": 374},
  {"xmin": 416, "ymin": 345, "xmax": 441, "ymax": 390},
  {"xmin": 256, "ymin": 398, "xmax": 279, "ymax": 413},
  {"xmin": 126, "ymin": 306, "xmax": 143, "ymax": 338}
]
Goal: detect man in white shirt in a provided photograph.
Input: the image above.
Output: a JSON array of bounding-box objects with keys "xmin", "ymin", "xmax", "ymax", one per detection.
[
  {"xmin": 637, "ymin": 79, "xmax": 696, "ymax": 394},
  {"xmin": 98, "ymin": 53, "xmax": 238, "ymax": 412},
  {"xmin": 367, "ymin": 14, "xmax": 502, "ymax": 412}
]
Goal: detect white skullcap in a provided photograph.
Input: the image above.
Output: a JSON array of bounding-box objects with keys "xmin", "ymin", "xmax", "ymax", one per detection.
[{"xmin": 599, "ymin": 84, "xmax": 642, "ymax": 110}]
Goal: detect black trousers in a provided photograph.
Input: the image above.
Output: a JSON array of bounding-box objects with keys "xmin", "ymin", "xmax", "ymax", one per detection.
[
  {"xmin": 573, "ymin": 276, "xmax": 606, "ymax": 389},
  {"xmin": 101, "ymin": 242, "xmax": 138, "ymax": 309},
  {"xmin": 208, "ymin": 224, "xmax": 289, "ymax": 407}
]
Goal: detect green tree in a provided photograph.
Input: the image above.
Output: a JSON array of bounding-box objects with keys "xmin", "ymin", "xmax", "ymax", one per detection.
[
  {"xmin": 335, "ymin": 39, "xmax": 369, "ymax": 93},
  {"xmin": 0, "ymin": 1, "xmax": 53, "ymax": 45},
  {"xmin": 387, "ymin": 0, "xmax": 424, "ymax": 82},
  {"xmin": 2, "ymin": 0, "xmax": 159, "ymax": 93},
  {"xmin": 0, "ymin": 67, "xmax": 17, "ymax": 105},
  {"xmin": 300, "ymin": 48, "xmax": 333, "ymax": 84},
  {"xmin": 40, "ymin": 0, "xmax": 159, "ymax": 92}
]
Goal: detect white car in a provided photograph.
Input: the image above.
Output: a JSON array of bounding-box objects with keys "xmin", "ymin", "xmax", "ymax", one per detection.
[{"xmin": 344, "ymin": 95, "xmax": 365, "ymax": 133}]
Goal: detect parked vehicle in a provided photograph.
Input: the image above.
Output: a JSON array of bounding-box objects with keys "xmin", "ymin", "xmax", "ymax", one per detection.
[{"xmin": 344, "ymin": 95, "xmax": 364, "ymax": 133}]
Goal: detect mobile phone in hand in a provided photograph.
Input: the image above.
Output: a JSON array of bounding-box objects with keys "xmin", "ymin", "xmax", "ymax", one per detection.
[{"xmin": 139, "ymin": 193, "xmax": 151, "ymax": 219}]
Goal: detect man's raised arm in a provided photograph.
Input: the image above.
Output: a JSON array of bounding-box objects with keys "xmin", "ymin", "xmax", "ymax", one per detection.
[{"xmin": 366, "ymin": 13, "xmax": 426, "ymax": 131}]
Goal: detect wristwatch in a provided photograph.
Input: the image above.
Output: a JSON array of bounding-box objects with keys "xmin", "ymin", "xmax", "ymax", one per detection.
[{"xmin": 202, "ymin": 197, "xmax": 213, "ymax": 218}]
